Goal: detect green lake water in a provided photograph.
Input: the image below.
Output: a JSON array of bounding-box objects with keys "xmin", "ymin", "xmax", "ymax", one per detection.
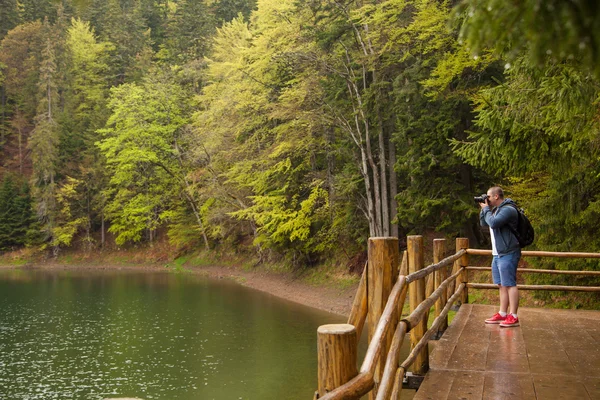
[{"xmin": 0, "ymin": 268, "xmax": 350, "ymax": 400}]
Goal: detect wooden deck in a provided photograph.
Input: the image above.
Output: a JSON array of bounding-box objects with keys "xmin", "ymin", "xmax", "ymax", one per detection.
[{"xmin": 414, "ymin": 304, "xmax": 600, "ymax": 400}]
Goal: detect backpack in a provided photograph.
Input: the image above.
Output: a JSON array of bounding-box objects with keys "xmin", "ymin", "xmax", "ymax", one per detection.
[{"xmin": 506, "ymin": 204, "xmax": 535, "ymax": 247}]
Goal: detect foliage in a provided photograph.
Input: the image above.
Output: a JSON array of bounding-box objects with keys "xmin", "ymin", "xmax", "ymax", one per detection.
[
  {"xmin": 97, "ymin": 68, "xmax": 211, "ymax": 247},
  {"xmin": 456, "ymin": 0, "xmax": 600, "ymax": 80},
  {"xmin": 386, "ymin": 0, "xmax": 495, "ymax": 236},
  {"xmin": 0, "ymin": 0, "xmax": 18, "ymax": 39},
  {"xmin": 0, "ymin": 21, "xmax": 44, "ymax": 118},
  {"xmin": 0, "ymin": 0, "xmax": 599, "ymax": 306},
  {"xmin": 0, "ymin": 176, "xmax": 35, "ymax": 250},
  {"xmin": 193, "ymin": 1, "xmax": 346, "ymax": 262},
  {"xmin": 453, "ymin": 6, "xmax": 600, "ymax": 304}
]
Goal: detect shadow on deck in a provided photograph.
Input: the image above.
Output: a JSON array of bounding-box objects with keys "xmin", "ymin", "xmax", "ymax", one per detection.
[{"xmin": 416, "ymin": 304, "xmax": 600, "ymax": 400}]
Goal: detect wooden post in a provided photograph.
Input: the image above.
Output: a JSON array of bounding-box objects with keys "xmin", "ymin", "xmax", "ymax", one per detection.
[
  {"xmin": 433, "ymin": 238, "xmax": 448, "ymax": 334},
  {"xmin": 456, "ymin": 238, "xmax": 469, "ymax": 305},
  {"xmin": 407, "ymin": 235, "xmax": 428, "ymax": 375},
  {"xmin": 425, "ymin": 274, "xmax": 434, "ymax": 299},
  {"xmin": 317, "ymin": 324, "xmax": 358, "ymax": 397},
  {"xmin": 367, "ymin": 237, "xmax": 399, "ymax": 399}
]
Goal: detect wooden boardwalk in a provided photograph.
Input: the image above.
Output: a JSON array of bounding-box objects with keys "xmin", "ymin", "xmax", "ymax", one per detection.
[{"xmin": 414, "ymin": 304, "xmax": 600, "ymax": 400}]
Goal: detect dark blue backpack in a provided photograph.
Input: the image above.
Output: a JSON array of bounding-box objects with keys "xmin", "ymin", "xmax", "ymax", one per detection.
[{"xmin": 506, "ymin": 204, "xmax": 535, "ymax": 247}]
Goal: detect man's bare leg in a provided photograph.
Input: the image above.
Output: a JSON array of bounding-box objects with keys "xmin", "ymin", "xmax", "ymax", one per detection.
[
  {"xmin": 499, "ymin": 285, "xmax": 509, "ymax": 313},
  {"xmin": 508, "ymin": 286, "xmax": 519, "ymax": 315}
]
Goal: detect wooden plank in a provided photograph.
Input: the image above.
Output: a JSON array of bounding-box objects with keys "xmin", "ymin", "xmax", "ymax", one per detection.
[
  {"xmin": 412, "ymin": 370, "xmax": 455, "ymax": 400},
  {"xmin": 429, "ymin": 304, "xmax": 472, "ymax": 369},
  {"xmin": 485, "ymin": 349, "xmax": 530, "ymax": 373},
  {"xmin": 482, "ymin": 373, "xmax": 534, "ymax": 400},
  {"xmin": 515, "ymin": 374, "xmax": 537, "ymax": 400},
  {"xmin": 521, "ymin": 329, "xmax": 561, "ymax": 350},
  {"xmin": 583, "ymin": 377, "xmax": 600, "ymax": 399},
  {"xmin": 445, "ymin": 335, "xmax": 489, "ymax": 371},
  {"xmin": 560, "ymin": 332, "xmax": 599, "ymax": 352},
  {"xmin": 533, "ymin": 375, "xmax": 591, "ymax": 400},
  {"xmin": 565, "ymin": 348, "xmax": 600, "ymax": 376},
  {"xmin": 468, "ymin": 303, "xmax": 496, "ymax": 318},
  {"xmin": 527, "ymin": 348, "xmax": 576, "ymax": 375},
  {"xmin": 415, "ymin": 304, "xmax": 600, "ymax": 400},
  {"xmin": 577, "ymin": 317, "xmax": 600, "ymax": 330},
  {"xmin": 588, "ymin": 330, "xmax": 600, "ymax": 343},
  {"xmin": 447, "ymin": 371, "xmax": 485, "ymax": 400},
  {"xmin": 488, "ymin": 326, "xmax": 527, "ymax": 353}
]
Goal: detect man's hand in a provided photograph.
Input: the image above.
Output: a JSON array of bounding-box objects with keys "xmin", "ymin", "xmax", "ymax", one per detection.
[{"xmin": 479, "ymin": 200, "xmax": 488, "ymax": 209}]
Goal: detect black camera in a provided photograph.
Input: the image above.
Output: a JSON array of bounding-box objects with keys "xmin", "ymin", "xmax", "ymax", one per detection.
[{"xmin": 474, "ymin": 194, "xmax": 488, "ymax": 203}]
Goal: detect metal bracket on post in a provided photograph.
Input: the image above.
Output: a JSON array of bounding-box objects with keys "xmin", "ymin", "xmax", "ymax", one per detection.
[
  {"xmin": 402, "ymin": 372, "xmax": 425, "ymax": 390},
  {"xmin": 431, "ymin": 330, "xmax": 445, "ymax": 340}
]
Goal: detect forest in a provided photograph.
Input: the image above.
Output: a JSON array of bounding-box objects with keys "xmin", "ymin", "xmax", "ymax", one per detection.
[{"xmin": 1, "ymin": 0, "xmax": 600, "ymax": 296}]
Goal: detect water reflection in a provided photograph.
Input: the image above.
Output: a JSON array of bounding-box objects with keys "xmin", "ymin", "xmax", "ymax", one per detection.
[{"xmin": 0, "ymin": 269, "xmax": 346, "ymax": 399}]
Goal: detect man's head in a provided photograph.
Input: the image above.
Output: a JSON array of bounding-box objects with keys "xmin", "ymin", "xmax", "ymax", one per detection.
[{"xmin": 486, "ymin": 186, "xmax": 504, "ymax": 207}]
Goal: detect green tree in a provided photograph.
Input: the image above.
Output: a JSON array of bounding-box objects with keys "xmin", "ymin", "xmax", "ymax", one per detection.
[
  {"xmin": 62, "ymin": 18, "xmax": 112, "ymax": 164},
  {"xmin": 452, "ymin": 57, "xmax": 600, "ymax": 246},
  {"xmin": 302, "ymin": 0, "xmax": 440, "ymax": 239},
  {"xmin": 194, "ymin": 2, "xmax": 340, "ymax": 262},
  {"xmin": 211, "ymin": 0, "xmax": 256, "ymax": 23},
  {"xmin": 138, "ymin": 0, "xmax": 169, "ymax": 51},
  {"xmin": 0, "ymin": 176, "xmax": 34, "ymax": 250},
  {"xmin": 19, "ymin": 0, "xmax": 57, "ymax": 24},
  {"xmin": 29, "ymin": 33, "xmax": 61, "ymax": 254},
  {"xmin": 51, "ymin": 17, "xmax": 114, "ymax": 248},
  {"xmin": 97, "ymin": 69, "xmax": 210, "ymax": 248},
  {"xmin": 377, "ymin": 0, "xmax": 498, "ymax": 239},
  {"xmin": 98, "ymin": 0, "xmax": 153, "ymax": 84},
  {"xmin": 0, "ymin": 0, "xmax": 19, "ymax": 39},
  {"xmin": 164, "ymin": 0, "xmax": 216, "ymax": 62},
  {"xmin": 0, "ymin": 21, "xmax": 44, "ymax": 120},
  {"xmin": 456, "ymin": 0, "xmax": 600, "ymax": 79}
]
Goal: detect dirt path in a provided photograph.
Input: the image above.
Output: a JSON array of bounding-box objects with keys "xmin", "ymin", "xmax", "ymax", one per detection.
[{"xmin": 0, "ymin": 263, "xmax": 358, "ymax": 317}]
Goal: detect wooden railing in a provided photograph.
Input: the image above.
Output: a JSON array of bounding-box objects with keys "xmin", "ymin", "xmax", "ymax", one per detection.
[
  {"xmin": 314, "ymin": 236, "xmax": 600, "ymax": 400},
  {"xmin": 314, "ymin": 236, "xmax": 467, "ymax": 400},
  {"xmin": 465, "ymin": 248, "xmax": 600, "ymax": 292}
]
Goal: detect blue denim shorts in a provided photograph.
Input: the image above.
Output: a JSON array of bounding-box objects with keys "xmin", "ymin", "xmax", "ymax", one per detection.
[{"xmin": 491, "ymin": 251, "xmax": 521, "ymax": 287}]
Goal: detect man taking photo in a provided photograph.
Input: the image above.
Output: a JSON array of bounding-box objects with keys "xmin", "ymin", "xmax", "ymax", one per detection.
[{"xmin": 479, "ymin": 186, "xmax": 522, "ymax": 328}]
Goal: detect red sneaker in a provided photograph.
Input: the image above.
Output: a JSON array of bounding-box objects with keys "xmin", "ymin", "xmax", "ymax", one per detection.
[
  {"xmin": 499, "ymin": 314, "xmax": 520, "ymax": 327},
  {"xmin": 484, "ymin": 313, "xmax": 507, "ymax": 324}
]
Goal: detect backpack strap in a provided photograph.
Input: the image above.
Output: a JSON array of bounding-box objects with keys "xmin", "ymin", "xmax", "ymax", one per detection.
[{"xmin": 504, "ymin": 203, "xmax": 521, "ymax": 241}]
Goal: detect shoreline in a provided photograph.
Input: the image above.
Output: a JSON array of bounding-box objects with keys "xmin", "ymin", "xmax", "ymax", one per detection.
[{"xmin": 0, "ymin": 263, "xmax": 358, "ymax": 317}]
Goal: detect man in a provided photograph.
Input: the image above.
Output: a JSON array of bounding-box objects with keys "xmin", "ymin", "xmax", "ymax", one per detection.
[{"xmin": 479, "ymin": 186, "xmax": 521, "ymax": 327}]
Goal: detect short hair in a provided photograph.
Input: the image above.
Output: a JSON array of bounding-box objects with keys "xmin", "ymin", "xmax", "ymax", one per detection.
[{"xmin": 488, "ymin": 186, "xmax": 504, "ymax": 199}]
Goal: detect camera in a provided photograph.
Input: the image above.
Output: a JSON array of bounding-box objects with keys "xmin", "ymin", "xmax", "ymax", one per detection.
[{"xmin": 474, "ymin": 194, "xmax": 488, "ymax": 203}]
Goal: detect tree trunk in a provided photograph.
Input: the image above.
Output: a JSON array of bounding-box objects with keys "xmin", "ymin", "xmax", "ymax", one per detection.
[
  {"xmin": 377, "ymin": 101, "xmax": 390, "ymax": 237},
  {"xmin": 18, "ymin": 126, "xmax": 23, "ymax": 176},
  {"xmin": 389, "ymin": 137, "xmax": 398, "ymax": 238},
  {"xmin": 326, "ymin": 127, "xmax": 335, "ymax": 223},
  {"xmin": 183, "ymin": 190, "xmax": 210, "ymax": 250},
  {"xmin": 359, "ymin": 143, "xmax": 376, "ymax": 237},
  {"xmin": 360, "ymin": 96, "xmax": 383, "ymax": 237},
  {"xmin": 101, "ymin": 211, "xmax": 105, "ymax": 248},
  {"xmin": 172, "ymin": 142, "xmax": 210, "ymax": 250}
]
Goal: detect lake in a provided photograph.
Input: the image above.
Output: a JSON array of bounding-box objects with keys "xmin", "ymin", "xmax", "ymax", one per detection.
[{"xmin": 0, "ymin": 268, "xmax": 349, "ymax": 400}]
